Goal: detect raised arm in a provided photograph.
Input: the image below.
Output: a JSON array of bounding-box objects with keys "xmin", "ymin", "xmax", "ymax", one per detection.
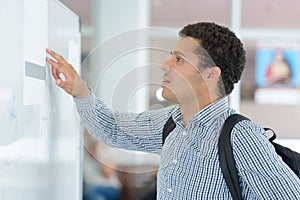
[{"xmin": 46, "ymin": 48, "xmax": 175, "ymax": 154}]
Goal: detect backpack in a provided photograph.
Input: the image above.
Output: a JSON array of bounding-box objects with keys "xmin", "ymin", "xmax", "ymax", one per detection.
[
  {"xmin": 162, "ymin": 114, "xmax": 300, "ymax": 200},
  {"xmin": 219, "ymin": 114, "xmax": 300, "ymax": 199}
]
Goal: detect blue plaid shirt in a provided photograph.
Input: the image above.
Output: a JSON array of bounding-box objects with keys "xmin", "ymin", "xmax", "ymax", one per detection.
[{"xmin": 74, "ymin": 92, "xmax": 300, "ymax": 199}]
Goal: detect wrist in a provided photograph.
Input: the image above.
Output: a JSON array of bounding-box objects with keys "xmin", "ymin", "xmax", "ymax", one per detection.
[{"xmin": 74, "ymin": 77, "xmax": 89, "ymax": 99}]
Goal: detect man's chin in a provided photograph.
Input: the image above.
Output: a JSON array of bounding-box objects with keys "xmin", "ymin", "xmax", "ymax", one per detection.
[{"xmin": 162, "ymin": 89, "xmax": 178, "ymax": 103}]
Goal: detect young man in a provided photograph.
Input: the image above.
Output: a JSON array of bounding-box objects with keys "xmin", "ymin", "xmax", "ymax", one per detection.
[{"xmin": 46, "ymin": 22, "xmax": 300, "ymax": 199}]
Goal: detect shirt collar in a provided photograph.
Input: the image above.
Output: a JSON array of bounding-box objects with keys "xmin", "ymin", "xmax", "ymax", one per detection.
[{"xmin": 171, "ymin": 96, "xmax": 229, "ymax": 127}]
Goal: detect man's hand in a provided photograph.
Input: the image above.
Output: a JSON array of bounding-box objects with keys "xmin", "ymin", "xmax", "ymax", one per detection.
[{"xmin": 46, "ymin": 48, "xmax": 89, "ymax": 98}]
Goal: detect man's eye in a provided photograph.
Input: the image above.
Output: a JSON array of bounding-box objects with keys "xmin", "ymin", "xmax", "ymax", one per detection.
[{"xmin": 176, "ymin": 56, "xmax": 182, "ymax": 62}]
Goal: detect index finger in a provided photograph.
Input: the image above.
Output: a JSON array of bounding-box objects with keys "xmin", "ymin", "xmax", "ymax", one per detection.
[{"xmin": 46, "ymin": 48, "xmax": 68, "ymax": 64}]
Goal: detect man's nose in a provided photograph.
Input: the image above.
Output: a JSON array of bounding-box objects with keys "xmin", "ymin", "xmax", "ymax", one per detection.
[{"xmin": 161, "ymin": 59, "xmax": 172, "ymax": 72}]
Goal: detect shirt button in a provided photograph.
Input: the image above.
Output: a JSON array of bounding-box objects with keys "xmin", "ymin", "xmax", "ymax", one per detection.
[
  {"xmin": 182, "ymin": 131, "xmax": 187, "ymax": 136},
  {"xmin": 167, "ymin": 188, "xmax": 173, "ymax": 193}
]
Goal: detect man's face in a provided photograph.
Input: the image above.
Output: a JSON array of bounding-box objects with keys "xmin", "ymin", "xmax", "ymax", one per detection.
[{"xmin": 160, "ymin": 37, "xmax": 211, "ymax": 104}]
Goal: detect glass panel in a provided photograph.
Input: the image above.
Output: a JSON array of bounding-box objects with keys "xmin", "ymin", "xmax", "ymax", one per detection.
[{"xmin": 0, "ymin": 0, "xmax": 82, "ymax": 199}]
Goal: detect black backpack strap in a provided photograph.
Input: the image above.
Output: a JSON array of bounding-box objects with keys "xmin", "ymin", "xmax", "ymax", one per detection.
[
  {"xmin": 264, "ymin": 127, "xmax": 277, "ymax": 142},
  {"xmin": 162, "ymin": 116, "xmax": 176, "ymax": 145},
  {"xmin": 218, "ymin": 114, "xmax": 250, "ymax": 200}
]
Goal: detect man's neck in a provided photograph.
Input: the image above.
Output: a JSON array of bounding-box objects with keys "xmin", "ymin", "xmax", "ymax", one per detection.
[{"xmin": 179, "ymin": 97, "xmax": 210, "ymax": 127}]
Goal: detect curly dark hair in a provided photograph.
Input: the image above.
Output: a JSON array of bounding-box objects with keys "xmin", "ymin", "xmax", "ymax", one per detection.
[{"xmin": 179, "ymin": 22, "xmax": 246, "ymax": 96}]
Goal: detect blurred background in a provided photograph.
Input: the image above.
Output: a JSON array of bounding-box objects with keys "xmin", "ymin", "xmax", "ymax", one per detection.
[{"xmin": 1, "ymin": 0, "xmax": 300, "ymax": 199}]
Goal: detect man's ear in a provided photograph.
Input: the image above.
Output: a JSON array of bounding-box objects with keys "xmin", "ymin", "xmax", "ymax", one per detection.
[{"xmin": 206, "ymin": 66, "xmax": 221, "ymax": 82}]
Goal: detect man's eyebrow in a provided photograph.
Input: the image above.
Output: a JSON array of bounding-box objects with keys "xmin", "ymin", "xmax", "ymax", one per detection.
[{"xmin": 171, "ymin": 50, "xmax": 187, "ymax": 58}]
